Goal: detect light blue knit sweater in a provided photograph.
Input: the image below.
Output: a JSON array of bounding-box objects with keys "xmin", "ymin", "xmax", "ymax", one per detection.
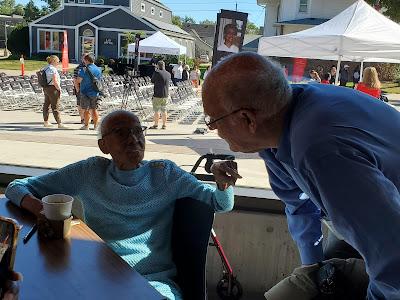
[{"xmin": 5, "ymin": 156, "xmax": 234, "ymax": 299}]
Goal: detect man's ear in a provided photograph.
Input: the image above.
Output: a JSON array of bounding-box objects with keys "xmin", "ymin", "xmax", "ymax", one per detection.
[
  {"xmin": 239, "ymin": 109, "xmax": 257, "ymax": 134},
  {"xmin": 98, "ymin": 139, "xmax": 109, "ymax": 154}
]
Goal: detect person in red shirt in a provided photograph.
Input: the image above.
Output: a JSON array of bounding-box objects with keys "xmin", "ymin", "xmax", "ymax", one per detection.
[
  {"xmin": 355, "ymin": 67, "xmax": 381, "ymax": 98},
  {"xmin": 321, "ymin": 73, "xmax": 331, "ymax": 84}
]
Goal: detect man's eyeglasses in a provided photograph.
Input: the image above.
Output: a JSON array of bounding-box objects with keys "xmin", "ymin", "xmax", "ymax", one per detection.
[
  {"xmin": 204, "ymin": 109, "xmax": 242, "ymax": 130},
  {"xmin": 102, "ymin": 126, "xmax": 147, "ymax": 139}
]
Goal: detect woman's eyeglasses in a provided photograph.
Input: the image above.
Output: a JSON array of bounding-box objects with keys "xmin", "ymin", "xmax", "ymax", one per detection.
[{"xmin": 102, "ymin": 126, "xmax": 147, "ymax": 139}]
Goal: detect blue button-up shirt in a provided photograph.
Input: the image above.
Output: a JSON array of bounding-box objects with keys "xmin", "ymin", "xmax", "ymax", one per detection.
[{"xmin": 260, "ymin": 84, "xmax": 400, "ymax": 299}]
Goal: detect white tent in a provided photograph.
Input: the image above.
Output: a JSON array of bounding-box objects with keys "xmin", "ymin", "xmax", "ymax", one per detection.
[
  {"xmin": 258, "ymin": 0, "xmax": 400, "ymax": 83},
  {"xmin": 127, "ymin": 31, "xmax": 186, "ymax": 56}
]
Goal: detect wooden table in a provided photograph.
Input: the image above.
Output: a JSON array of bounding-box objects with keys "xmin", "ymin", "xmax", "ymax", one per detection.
[{"xmin": 0, "ymin": 197, "xmax": 163, "ymax": 300}]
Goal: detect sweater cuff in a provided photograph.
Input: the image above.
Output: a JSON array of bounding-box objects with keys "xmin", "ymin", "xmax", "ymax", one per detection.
[
  {"xmin": 214, "ymin": 186, "xmax": 234, "ymax": 212},
  {"xmin": 5, "ymin": 185, "xmax": 31, "ymax": 207},
  {"xmin": 298, "ymin": 243, "xmax": 324, "ymax": 265}
]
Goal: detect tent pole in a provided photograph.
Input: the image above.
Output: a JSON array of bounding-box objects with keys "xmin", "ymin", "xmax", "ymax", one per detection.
[
  {"xmin": 360, "ymin": 61, "xmax": 364, "ymax": 82},
  {"xmin": 335, "ymin": 56, "xmax": 342, "ymax": 85}
]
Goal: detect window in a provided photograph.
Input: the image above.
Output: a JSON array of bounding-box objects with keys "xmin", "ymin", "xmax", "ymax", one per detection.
[
  {"xmin": 39, "ymin": 30, "xmax": 64, "ymax": 52},
  {"xmin": 91, "ymin": 0, "xmax": 104, "ymax": 4},
  {"xmin": 159, "ymin": 10, "xmax": 163, "ymax": 18},
  {"xmin": 82, "ymin": 29, "xmax": 94, "ymax": 37},
  {"xmin": 68, "ymin": 0, "xmax": 75, "ymax": 3},
  {"xmin": 151, "ymin": 7, "xmax": 155, "ymax": 15},
  {"xmin": 141, "ymin": 3, "xmax": 145, "ymax": 12},
  {"xmin": 299, "ymin": 0, "xmax": 308, "ymax": 13},
  {"xmin": 118, "ymin": 33, "xmax": 133, "ymax": 58},
  {"xmin": 78, "ymin": 0, "xmax": 85, "ymax": 3}
]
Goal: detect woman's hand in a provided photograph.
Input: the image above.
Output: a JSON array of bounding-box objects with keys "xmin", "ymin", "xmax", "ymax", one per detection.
[
  {"xmin": 211, "ymin": 160, "xmax": 242, "ymax": 190},
  {"xmin": 20, "ymin": 194, "xmax": 43, "ymax": 217}
]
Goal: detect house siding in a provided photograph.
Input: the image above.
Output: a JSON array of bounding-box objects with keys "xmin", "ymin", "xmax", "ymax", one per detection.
[
  {"xmin": 91, "ymin": 9, "xmax": 155, "ymax": 31},
  {"xmin": 132, "ymin": 0, "xmax": 172, "ymax": 23},
  {"xmin": 98, "ymin": 30, "xmax": 119, "ymax": 58},
  {"xmin": 64, "ymin": 0, "xmax": 129, "ymax": 6},
  {"xmin": 36, "ymin": 6, "xmax": 109, "ymax": 26}
]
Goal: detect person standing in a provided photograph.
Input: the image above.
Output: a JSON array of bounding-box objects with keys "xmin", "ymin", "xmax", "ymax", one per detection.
[
  {"xmin": 329, "ymin": 65, "xmax": 337, "ymax": 84},
  {"xmin": 339, "ymin": 64, "xmax": 350, "ymax": 86},
  {"xmin": 202, "ymin": 52, "xmax": 400, "ymax": 300},
  {"xmin": 77, "ymin": 54, "xmax": 102, "ymax": 130},
  {"xmin": 172, "ymin": 61, "xmax": 183, "ymax": 85},
  {"xmin": 149, "ymin": 61, "xmax": 171, "ymax": 130},
  {"xmin": 182, "ymin": 65, "xmax": 190, "ymax": 81},
  {"xmin": 203, "ymin": 65, "xmax": 211, "ymax": 80},
  {"xmin": 190, "ymin": 65, "xmax": 201, "ymax": 88},
  {"xmin": 73, "ymin": 53, "xmax": 87, "ymax": 124},
  {"xmin": 42, "ymin": 55, "xmax": 67, "ymax": 128}
]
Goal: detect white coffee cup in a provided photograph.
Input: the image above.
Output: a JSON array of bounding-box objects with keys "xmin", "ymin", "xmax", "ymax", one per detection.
[{"xmin": 42, "ymin": 194, "xmax": 74, "ymax": 221}]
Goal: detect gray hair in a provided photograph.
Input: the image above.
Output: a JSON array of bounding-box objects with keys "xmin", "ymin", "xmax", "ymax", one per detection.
[
  {"xmin": 204, "ymin": 52, "xmax": 292, "ymax": 119},
  {"xmin": 157, "ymin": 60, "xmax": 165, "ymax": 70}
]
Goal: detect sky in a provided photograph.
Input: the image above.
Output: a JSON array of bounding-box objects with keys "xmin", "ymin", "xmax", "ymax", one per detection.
[{"xmin": 14, "ymin": 0, "xmax": 266, "ymax": 26}]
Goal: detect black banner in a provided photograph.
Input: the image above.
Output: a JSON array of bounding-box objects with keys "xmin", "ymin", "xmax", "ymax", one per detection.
[{"xmin": 212, "ymin": 10, "xmax": 248, "ymax": 66}]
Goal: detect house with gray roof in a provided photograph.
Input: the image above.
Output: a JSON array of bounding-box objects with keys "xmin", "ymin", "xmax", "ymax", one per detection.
[{"xmin": 29, "ymin": 0, "xmax": 195, "ymax": 61}]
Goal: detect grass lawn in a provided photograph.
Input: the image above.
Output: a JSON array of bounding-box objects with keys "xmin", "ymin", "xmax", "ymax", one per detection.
[
  {"xmin": 381, "ymin": 81, "xmax": 400, "ymax": 94},
  {"xmin": 0, "ymin": 59, "xmax": 47, "ymax": 71}
]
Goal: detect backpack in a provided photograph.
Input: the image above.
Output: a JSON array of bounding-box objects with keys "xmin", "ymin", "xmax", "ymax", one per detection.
[
  {"xmin": 86, "ymin": 65, "xmax": 104, "ymax": 96},
  {"xmin": 36, "ymin": 66, "xmax": 50, "ymax": 87}
]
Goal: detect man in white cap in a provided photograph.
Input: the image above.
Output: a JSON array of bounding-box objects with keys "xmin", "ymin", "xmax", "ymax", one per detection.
[{"xmin": 339, "ymin": 64, "xmax": 350, "ymax": 86}]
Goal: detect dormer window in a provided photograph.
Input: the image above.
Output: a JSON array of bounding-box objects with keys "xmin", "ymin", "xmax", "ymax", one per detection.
[
  {"xmin": 141, "ymin": 3, "xmax": 145, "ymax": 12},
  {"xmin": 91, "ymin": 0, "xmax": 104, "ymax": 4},
  {"xmin": 299, "ymin": 0, "xmax": 308, "ymax": 13},
  {"xmin": 151, "ymin": 7, "xmax": 155, "ymax": 15},
  {"xmin": 159, "ymin": 10, "xmax": 163, "ymax": 18}
]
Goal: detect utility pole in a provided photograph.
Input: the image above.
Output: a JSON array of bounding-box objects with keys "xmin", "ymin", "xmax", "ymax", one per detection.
[{"xmin": 236, "ymin": 1, "xmax": 238, "ymax": 11}]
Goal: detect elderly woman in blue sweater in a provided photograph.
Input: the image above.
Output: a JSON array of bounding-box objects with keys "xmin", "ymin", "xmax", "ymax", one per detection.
[{"xmin": 5, "ymin": 110, "xmax": 241, "ymax": 300}]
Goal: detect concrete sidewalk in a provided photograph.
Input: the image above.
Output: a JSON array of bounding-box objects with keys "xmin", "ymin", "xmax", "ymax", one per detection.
[{"xmin": 0, "ymin": 110, "xmax": 269, "ymax": 189}]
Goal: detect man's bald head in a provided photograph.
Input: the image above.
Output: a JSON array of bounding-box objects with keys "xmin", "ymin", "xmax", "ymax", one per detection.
[
  {"xmin": 203, "ymin": 52, "xmax": 292, "ymax": 119},
  {"xmin": 98, "ymin": 110, "xmax": 140, "ymax": 139}
]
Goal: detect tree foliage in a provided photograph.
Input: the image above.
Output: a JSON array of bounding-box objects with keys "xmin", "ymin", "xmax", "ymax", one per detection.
[
  {"xmin": 246, "ymin": 21, "xmax": 261, "ymax": 34},
  {"xmin": 43, "ymin": 0, "xmax": 60, "ymax": 12},
  {"xmin": 199, "ymin": 19, "xmax": 216, "ymax": 25},
  {"xmin": 8, "ymin": 24, "xmax": 29, "ymax": 56},
  {"xmin": 12, "ymin": 3, "xmax": 24, "ymax": 15},
  {"xmin": 0, "ymin": 0, "xmax": 15, "ymax": 15},
  {"xmin": 24, "ymin": 0, "xmax": 42, "ymax": 22},
  {"xmin": 172, "ymin": 15, "xmax": 183, "ymax": 28},
  {"xmin": 365, "ymin": 0, "xmax": 400, "ymax": 22}
]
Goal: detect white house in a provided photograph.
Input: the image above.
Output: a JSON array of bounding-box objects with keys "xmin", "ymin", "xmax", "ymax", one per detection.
[{"xmin": 257, "ymin": 0, "xmax": 357, "ymax": 36}]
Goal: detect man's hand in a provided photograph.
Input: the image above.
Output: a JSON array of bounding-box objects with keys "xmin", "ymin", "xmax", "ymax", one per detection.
[
  {"xmin": 211, "ymin": 160, "xmax": 242, "ymax": 190},
  {"xmin": 2, "ymin": 271, "xmax": 22, "ymax": 300},
  {"xmin": 20, "ymin": 194, "xmax": 43, "ymax": 217}
]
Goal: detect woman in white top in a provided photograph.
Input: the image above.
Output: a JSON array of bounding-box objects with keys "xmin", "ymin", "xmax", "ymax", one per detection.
[{"xmin": 43, "ymin": 55, "xmax": 66, "ymax": 128}]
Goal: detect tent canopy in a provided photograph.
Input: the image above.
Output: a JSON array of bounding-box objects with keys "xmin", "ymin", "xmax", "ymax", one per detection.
[
  {"xmin": 258, "ymin": 0, "xmax": 400, "ymax": 63},
  {"xmin": 128, "ymin": 31, "xmax": 186, "ymax": 56}
]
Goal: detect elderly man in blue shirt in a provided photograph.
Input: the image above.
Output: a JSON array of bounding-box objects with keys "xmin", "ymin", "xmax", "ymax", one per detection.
[{"xmin": 203, "ymin": 52, "xmax": 400, "ymax": 299}]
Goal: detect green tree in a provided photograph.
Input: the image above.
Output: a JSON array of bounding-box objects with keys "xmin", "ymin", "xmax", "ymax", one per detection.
[
  {"xmin": 199, "ymin": 19, "xmax": 216, "ymax": 25},
  {"xmin": 182, "ymin": 16, "xmax": 195, "ymax": 24},
  {"xmin": 13, "ymin": 4, "xmax": 24, "ymax": 15},
  {"xmin": 366, "ymin": 0, "xmax": 400, "ymax": 22},
  {"xmin": 0, "ymin": 0, "xmax": 15, "ymax": 15},
  {"xmin": 246, "ymin": 21, "xmax": 261, "ymax": 34},
  {"xmin": 8, "ymin": 24, "xmax": 29, "ymax": 55},
  {"xmin": 43, "ymin": 0, "xmax": 60, "ymax": 12},
  {"xmin": 172, "ymin": 15, "xmax": 183, "ymax": 28},
  {"xmin": 24, "ymin": 0, "xmax": 41, "ymax": 22}
]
